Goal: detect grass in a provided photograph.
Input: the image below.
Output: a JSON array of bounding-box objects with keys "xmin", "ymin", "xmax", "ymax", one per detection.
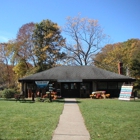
[
  {"xmin": 0, "ymin": 98, "xmax": 140, "ymax": 140},
  {"xmin": 78, "ymin": 99, "xmax": 140, "ymax": 140},
  {"xmin": 0, "ymin": 99, "xmax": 64, "ymax": 140}
]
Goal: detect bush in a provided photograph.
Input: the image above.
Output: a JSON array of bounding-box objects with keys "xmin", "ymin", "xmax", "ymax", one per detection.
[{"xmin": 2, "ymin": 89, "xmax": 16, "ymax": 98}]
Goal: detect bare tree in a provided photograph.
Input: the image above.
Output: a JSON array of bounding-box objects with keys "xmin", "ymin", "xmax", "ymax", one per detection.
[{"xmin": 62, "ymin": 15, "xmax": 108, "ymax": 65}]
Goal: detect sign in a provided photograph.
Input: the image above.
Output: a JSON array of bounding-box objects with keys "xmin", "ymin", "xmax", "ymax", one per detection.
[
  {"xmin": 49, "ymin": 84, "xmax": 54, "ymax": 91},
  {"xmin": 119, "ymin": 86, "xmax": 133, "ymax": 101},
  {"xmin": 35, "ymin": 81, "xmax": 49, "ymax": 88},
  {"xmin": 57, "ymin": 79, "xmax": 82, "ymax": 82}
]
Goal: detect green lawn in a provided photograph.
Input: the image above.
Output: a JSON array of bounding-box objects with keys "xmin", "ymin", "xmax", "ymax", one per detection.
[
  {"xmin": 0, "ymin": 98, "xmax": 140, "ymax": 140},
  {"xmin": 0, "ymin": 99, "xmax": 64, "ymax": 140},
  {"xmin": 78, "ymin": 99, "xmax": 140, "ymax": 140}
]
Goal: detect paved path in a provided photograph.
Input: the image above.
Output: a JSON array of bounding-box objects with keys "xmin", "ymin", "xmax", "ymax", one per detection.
[{"xmin": 52, "ymin": 98, "xmax": 90, "ymax": 140}]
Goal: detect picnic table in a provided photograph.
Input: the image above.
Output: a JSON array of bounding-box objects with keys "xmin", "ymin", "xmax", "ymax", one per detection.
[{"xmin": 90, "ymin": 91, "xmax": 110, "ymax": 99}]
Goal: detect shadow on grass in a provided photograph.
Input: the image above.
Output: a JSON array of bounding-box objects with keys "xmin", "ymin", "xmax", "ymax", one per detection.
[
  {"xmin": 0, "ymin": 98, "xmax": 35, "ymax": 103},
  {"xmin": 19, "ymin": 100, "xmax": 35, "ymax": 103},
  {"xmin": 65, "ymin": 100, "xmax": 81, "ymax": 104},
  {"xmin": 51, "ymin": 99, "xmax": 64, "ymax": 103},
  {"xmin": 52, "ymin": 99, "xmax": 81, "ymax": 104},
  {"xmin": 130, "ymin": 99, "xmax": 140, "ymax": 102},
  {"xmin": 0, "ymin": 98, "xmax": 81, "ymax": 104}
]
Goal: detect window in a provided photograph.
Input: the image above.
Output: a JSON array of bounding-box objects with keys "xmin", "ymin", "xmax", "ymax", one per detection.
[
  {"xmin": 71, "ymin": 83, "xmax": 77, "ymax": 89},
  {"xmin": 80, "ymin": 83, "xmax": 90, "ymax": 90},
  {"xmin": 63, "ymin": 84, "xmax": 69, "ymax": 89}
]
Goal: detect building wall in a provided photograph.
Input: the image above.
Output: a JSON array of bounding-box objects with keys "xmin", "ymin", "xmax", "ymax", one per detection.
[
  {"xmin": 21, "ymin": 80, "xmax": 133, "ymax": 98},
  {"xmin": 96, "ymin": 81, "xmax": 124, "ymax": 97}
]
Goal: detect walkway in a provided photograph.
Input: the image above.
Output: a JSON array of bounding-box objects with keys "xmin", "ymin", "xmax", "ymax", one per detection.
[{"xmin": 52, "ymin": 98, "xmax": 90, "ymax": 140}]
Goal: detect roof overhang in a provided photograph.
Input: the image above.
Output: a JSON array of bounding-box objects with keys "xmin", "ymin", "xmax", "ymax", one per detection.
[{"xmin": 57, "ymin": 79, "xmax": 83, "ymax": 82}]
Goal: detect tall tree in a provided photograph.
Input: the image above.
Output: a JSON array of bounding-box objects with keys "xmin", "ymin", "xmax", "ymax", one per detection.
[
  {"xmin": 62, "ymin": 15, "xmax": 108, "ymax": 65},
  {"xmin": 0, "ymin": 43, "xmax": 14, "ymax": 88},
  {"xmin": 94, "ymin": 39, "xmax": 140, "ymax": 75},
  {"xmin": 16, "ymin": 22, "xmax": 36, "ymax": 66},
  {"xmin": 94, "ymin": 43, "xmax": 126, "ymax": 72},
  {"xmin": 129, "ymin": 49, "xmax": 140, "ymax": 93},
  {"xmin": 8, "ymin": 22, "xmax": 35, "ymax": 66},
  {"xmin": 129, "ymin": 50, "xmax": 140, "ymax": 78},
  {"xmin": 33, "ymin": 19, "xmax": 66, "ymax": 72},
  {"xmin": 7, "ymin": 23, "xmax": 36, "ymax": 78}
]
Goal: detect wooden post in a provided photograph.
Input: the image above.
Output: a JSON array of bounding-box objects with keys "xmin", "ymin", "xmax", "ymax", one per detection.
[
  {"xmin": 32, "ymin": 89, "xmax": 35, "ymax": 101},
  {"xmin": 49, "ymin": 91, "xmax": 52, "ymax": 102}
]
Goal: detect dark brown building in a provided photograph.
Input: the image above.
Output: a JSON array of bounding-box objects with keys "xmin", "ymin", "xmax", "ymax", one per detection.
[{"xmin": 18, "ymin": 66, "xmax": 135, "ymax": 98}]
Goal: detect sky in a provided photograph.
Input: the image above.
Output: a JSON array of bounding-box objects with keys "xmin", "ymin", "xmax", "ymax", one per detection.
[{"xmin": 0, "ymin": 0, "xmax": 140, "ymax": 45}]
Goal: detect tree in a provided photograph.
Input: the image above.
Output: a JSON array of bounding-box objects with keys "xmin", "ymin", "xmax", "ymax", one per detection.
[
  {"xmin": 7, "ymin": 23, "xmax": 36, "ymax": 79},
  {"xmin": 129, "ymin": 52, "xmax": 140, "ymax": 78},
  {"xmin": 8, "ymin": 23, "xmax": 35, "ymax": 66},
  {"xmin": 129, "ymin": 51, "xmax": 140, "ymax": 94},
  {"xmin": 94, "ymin": 39, "xmax": 140, "ymax": 75},
  {"xmin": 62, "ymin": 15, "xmax": 108, "ymax": 65},
  {"xmin": 33, "ymin": 19, "xmax": 66, "ymax": 71},
  {"xmin": 13, "ymin": 59, "xmax": 29, "ymax": 78},
  {"xmin": 16, "ymin": 22, "xmax": 36, "ymax": 66},
  {"xmin": 94, "ymin": 43, "xmax": 126, "ymax": 73},
  {"xmin": 0, "ymin": 43, "xmax": 14, "ymax": 88}
]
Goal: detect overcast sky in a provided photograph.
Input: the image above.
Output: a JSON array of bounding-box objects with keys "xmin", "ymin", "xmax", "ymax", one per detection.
[{"xmin": 0, "ymin": 0, "xmax": 140, "ymax": 44}]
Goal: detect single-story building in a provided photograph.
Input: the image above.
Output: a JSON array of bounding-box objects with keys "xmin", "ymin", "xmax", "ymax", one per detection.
[{"xmin": 18, "ymin": 65, "xmax": 135, "ymax": 99}]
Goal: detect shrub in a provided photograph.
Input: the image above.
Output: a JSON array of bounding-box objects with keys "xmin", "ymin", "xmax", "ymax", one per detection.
[{"xmin": 2, "ymin": 89, "xmax": 16, "ymax": 98}]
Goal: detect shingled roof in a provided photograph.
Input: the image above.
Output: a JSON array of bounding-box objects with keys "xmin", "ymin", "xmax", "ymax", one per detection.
[{"xmin": 19, "ymin": 66, "xmax": 135, "ymax": 82}]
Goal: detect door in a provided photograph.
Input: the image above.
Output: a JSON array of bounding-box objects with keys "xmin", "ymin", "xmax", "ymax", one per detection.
[{"xmin": 61, "ymin": 83, "xmax": 80, "ymax": 98}]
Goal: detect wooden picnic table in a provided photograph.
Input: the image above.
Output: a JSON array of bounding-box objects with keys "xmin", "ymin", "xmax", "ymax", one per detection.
[{"xmin": 90, "ymin": 91, "xmax": 108, "ymax": 99}]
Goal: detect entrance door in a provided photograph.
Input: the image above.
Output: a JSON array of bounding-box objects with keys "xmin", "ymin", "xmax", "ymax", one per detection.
[{"xmin": 61, "ymin": 83, "xmax": 80, "ymax": 98}]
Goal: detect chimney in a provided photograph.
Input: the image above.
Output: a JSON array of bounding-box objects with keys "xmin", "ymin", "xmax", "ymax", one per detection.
[{"xmin": 118, "ymin": 61, "xmax": 123, "ymax": 75}]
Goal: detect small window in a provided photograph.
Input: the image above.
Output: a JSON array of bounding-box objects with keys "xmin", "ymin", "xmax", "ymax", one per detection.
[
  {"xmin": 71, "ymin": 83, "xmax": 77, "ymax": 89},
  {"xmin": 80, "ymin": 83, "xmax": 90, "ymax": 90},
  {"xmin": 63, "ymin": 84, "xmax": 69, "ymax": 89}
]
